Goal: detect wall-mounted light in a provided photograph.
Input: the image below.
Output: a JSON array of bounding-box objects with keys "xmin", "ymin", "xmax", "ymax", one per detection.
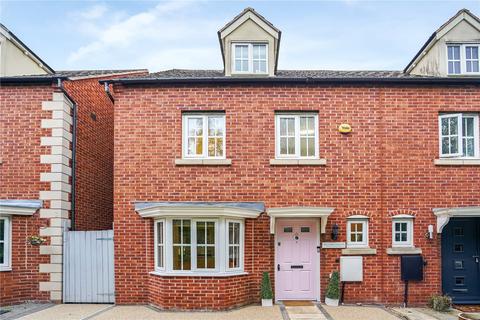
[
  {"xmin": 331, "ymin": 224, "xmax": 339, "ymax": 240},
  {"xmin": 426, "ymin": 225, "xmax": 434, "ymax": 240}
]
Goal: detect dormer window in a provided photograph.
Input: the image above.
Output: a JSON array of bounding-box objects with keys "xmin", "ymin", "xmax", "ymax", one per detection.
[
  {"xmin": 232, "ymin": 43, "xmax": 267, "ymax": 74},
  {"xmin": 447, "ymin": 44, "xmax": 480, "ymax": 75}
]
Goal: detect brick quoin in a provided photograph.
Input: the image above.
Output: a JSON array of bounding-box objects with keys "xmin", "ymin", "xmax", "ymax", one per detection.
[{"xmin": 113, "ymin": 83, "xmax": 480, "ymax": 310}]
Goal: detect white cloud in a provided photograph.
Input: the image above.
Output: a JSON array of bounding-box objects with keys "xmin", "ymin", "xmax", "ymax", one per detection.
[
  {"xmin": 79, "ymin": 4, "xmax": 107, "ymax": 20},
  {"xmin": 66, "ymin": 1, "xmax": 223, "ymax": 71}
]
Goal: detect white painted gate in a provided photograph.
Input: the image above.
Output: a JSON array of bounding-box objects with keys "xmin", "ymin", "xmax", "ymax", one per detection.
[{"xmin": 63, "ymin": 230, "xmax": 115, "ymax": 303}]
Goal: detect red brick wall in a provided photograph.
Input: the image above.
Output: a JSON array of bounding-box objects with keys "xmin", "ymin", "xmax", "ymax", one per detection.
[
  {"xmin": 0, "ymin": 85, "xmax": 53, "ymax": 305},
  {"xmin": 63, "ymin": 78, "xmax": 115, "ymax": 231},
  {"xmin": 112, "ymin": 84, "xmax": 480, "ymax": 309}
]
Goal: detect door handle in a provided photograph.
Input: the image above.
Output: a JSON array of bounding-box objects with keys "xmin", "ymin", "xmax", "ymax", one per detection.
[{"xmin": 277, "ymin": 264, "xmax": 280, "ymax": 271}]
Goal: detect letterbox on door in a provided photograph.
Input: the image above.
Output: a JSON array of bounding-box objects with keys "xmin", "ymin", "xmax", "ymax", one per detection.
[{"xmin": 400, "ymin": 255, "xmax": 424, "ymax": 281}]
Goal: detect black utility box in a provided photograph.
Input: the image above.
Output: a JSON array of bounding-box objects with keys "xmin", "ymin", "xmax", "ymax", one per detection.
[{"xmin": 401, "ymin": 255, "xmax": 424, "ymax": 281}]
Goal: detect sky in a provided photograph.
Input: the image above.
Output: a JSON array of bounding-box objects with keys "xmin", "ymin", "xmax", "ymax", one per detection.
[{"xmin": 1, "ymin": 0, "xmax": 479, "ymax": 73}]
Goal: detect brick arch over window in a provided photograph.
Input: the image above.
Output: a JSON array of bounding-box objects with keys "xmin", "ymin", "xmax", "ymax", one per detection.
[
  {"xmin": 347, "ymin": 210, "xmax": 371, "ymax": 218},
  {"xmin": 388, "ymin": 209, "xmax": 417, "ymax": 218}
]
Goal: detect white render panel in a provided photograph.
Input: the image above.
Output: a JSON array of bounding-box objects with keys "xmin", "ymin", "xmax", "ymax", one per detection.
[
  {"xmin": 39, "ymin": 191, "xmax": 69, "ymax": 201},
  {"xmin": 50, "ymin": 182, "xmax": 72, "ymax": 193},
  {"xmin": 40, "ymin": 154, "xmax": 70, "ymax": 165},
  {"xmin": 40, "ymin": 137, "xmax": 70, "ymax": 148},
  {"xmin": 51, "ymin": 164, "xmax": 72, "ymax": 176},
  {"xmin": 39, "ymin": 281, "xmax": 62, "ymax": 291},
  {"xmin": 39, "ymin": 263, "xmax": 62, "ymax": 273},
  {"xmin": 51, "ymin": 146, "xmax": 72, "ymax": 158},
  {"xmin": 40, "ymin": 172, "xmax": 69, "ymax": 183}
]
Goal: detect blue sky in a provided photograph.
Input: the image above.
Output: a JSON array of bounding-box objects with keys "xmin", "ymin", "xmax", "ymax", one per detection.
[{"xmin": 1, "ymin": 1, "xmax": 479, "ymax": 72}]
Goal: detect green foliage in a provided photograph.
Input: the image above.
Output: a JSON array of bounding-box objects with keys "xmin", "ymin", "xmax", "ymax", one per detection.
[
  {"xmin": 427, "ymin": 295, "xmax": 452, "ymax": 312},
  {"xmin": 261, "ymin": 272, "xmax": 273, "ymax": 299},
  {"xmin": 326, "ymin": 271, "xmax": 340, "ymax": 300}
]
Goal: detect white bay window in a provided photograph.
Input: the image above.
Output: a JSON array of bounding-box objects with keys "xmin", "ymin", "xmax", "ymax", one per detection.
[
  {"xmin": 154, "ymin": 217, "xmax": 244, "ymax": 275},
  {"xmin": 0, "ymin": 216, "xmax": 10, "ymax": 271}
]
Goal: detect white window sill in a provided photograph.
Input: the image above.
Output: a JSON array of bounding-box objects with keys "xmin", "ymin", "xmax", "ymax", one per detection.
[
  {"xmin": 342, "ymin": 248, "xmax": 377, "ymax": 255},
  {"xmin": 175, "ymin": 159, "xmax": 232, "ymax": 166},
  {"xmin": 0, "ymin": 267, "xmax": 12, "ymax": 272},
  {"xmin": 435, "ymin": 158, "xmax": 480, "ymax": 166},
  {"xmin": 150, "ymin": 271, "xmax": 248, "ymax": 277},
  {"xmin": 269, "ymin": 159, "xmax": 327, "ymax": 166},
  {"xmin": 387, "ymin": 247, "xmax": 422, "ymax": 255}
]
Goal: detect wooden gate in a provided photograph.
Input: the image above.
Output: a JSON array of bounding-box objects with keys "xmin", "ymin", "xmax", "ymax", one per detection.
[{"xmin": 63, "ymin": 230, "xmax": 115, "ymax": 303}]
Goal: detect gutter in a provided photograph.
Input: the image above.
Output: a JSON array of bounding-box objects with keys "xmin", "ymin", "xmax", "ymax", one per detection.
[
  {"xmin": 100, "ymin": 76, "xmax": 480, "ymax": 86},
  {"xmin": 0, "ymin": 76, "xmax": 68, "ymax": 84}
]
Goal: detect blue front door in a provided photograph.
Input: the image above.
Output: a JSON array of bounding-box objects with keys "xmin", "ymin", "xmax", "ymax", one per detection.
[{"xmin": 441, "ymin": 218, "xmax": 480, "ymax": 304}]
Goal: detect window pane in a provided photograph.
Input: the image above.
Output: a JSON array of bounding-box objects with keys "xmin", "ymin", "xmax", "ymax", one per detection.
[
  {"xmin": 473, "ymin": 61, "xmax": 479, "ymax": 72},
  {"xmin": 259, "ymin": 61, "xmax": 266, "ymax": 73},
  {"xmin": 235, "ymin": 60, "xmax": 242, "ymax": 72},
  {"xmin": 183, "ymin": 220, "xmax": 191, "ymax": 244},
  {"xmin": 450, "ymin": 137, "xmax": 458, "ymax": 153},
  {"xmin": 464, "ymin": 118, "xmax": 474, "ymax": 137},
  {"xmin": 208, "ymin": 138, "xmax": 215, "ymax": 157},
  {"xmin": 188, "ymin": 118, "xmax": 202, "ymax": 136},
  {"xmin": 253, "ymin": 61, "xmax": 260, "ymax": 73},
  {"xmin": 356, "ymin": 223, "xmax": 363, "ymax": 233},
  {"xmin": 448, "ymin": 62, "xmax": 454, "ymax": 74},
  {"xmin": 197, "ymin": 246, "xmax": 205, "ymax": 268},
  {"xmin": 280, "ymin": 137, "xmax": 287, "ymax": 154},
  {"xmin": 196, "ymin": 138, "xmax": 203, "ymax": 155},
  {"xmin": 300, "ymin": 137, "xmax": 307, "ymax": 157},
  {"xmin": 401, "ymin": 223, "xmax": 407, "ymax": 232},
  {"xmin": 395, "ymin": 223, "xmax": 400, "ymax": 232},
  {"xmin": 467, "ymin": 61, "xmax": 472, "ymax": 72},
  {"xmin": 207, "ymin": 246, "xmax": 215, "ymax": 268},
  {"xmin": 183, "ymin": 247, "xmax": 191, "ymax": 270},
  {"xmin": 206, "ymin": 222, "xmax": 215, "ymax": 244},
  {"xmin": 287, "ymin": 137, "xmax": 295, "ymax": 154},
  {"xmin": 350, "ymin": 233, "xmax": 356, "ymax": 242},
  {"xmin": 216, "ymin": 138, "xmax": 223, "ymax": 157},
  {"xmin": 0, "ymin": 242, "xmax": 4, "ymax": 264},
  {"xmin": 465, "ymin": 138, "xmax": 474, "ymax": 157},
  {"xmin": 233, "ymin": 223, "xmax": 239, "ymax": 244},
  {"xmin": 441, "ymin": 118, "xmax": 449, "ymax": 135},
  {"xmin": 307, "ymin": 138, "xmax": 315, "ymax": 156},
  {"xmin": 229, "ymin": 223, "xmax": 234, "ymax": 244},
  {"xmin": 401, "ymin": 233, "xmax": 407, "ymax": 242},
  {"xmin": 357, "ymin": 234, "xmax": 363, "ymax": 242},
  {"xmin": 287, "ymin": 118, "xmax": 295, "ymax": 135},
  {"xmin": 280, "ymin": 118, "xmax": 287, "ymax": 135},
  {"xmin": 157, "ymin": 245, "xmax": 163, "ymax": 268},
  {"xmin": 442, "ymin": 137, "xmax": 449, "ymax": 154},
  {"xmin": 450, "ymin": 117, "xmax": 458, "ymax": 134},
  {"xmin": 300, "ymin": 117, "xmax": 307, "ymax": 135},
  {"xmin": 173, "ymin": 246, "xmax": 182, "ymax": 270},
  {"xmin": 395, "ymin": 233, "xmax": 401, "ymax": 242},
  {"xmin": 454, "ymin": 61, "xmax": 460, "ymax": 74},
  {"xmin": 197, "ymin": 222, "xmax": 205, "ymax": 244},
  {"xmin": 229, "ymin": 246, "xmax": 235, "ymax": 268},
  {"xmin": 173, "ymin": 220, "xmax": 182, "ymax": 244},
  {"xmin": 0, "ymin": 220, "xmax": 4, "ymax": 240}
]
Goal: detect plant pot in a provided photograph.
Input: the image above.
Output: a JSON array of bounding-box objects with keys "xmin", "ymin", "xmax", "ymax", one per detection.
[
  {"xmin": 458, "ymin": 313, "xmax": 480, "ymax": 320},
  {"xmin": 325, "ymin": 297, "xmax": 339, "ymax": 306},
  {"xmin": 261, "ymin": 299, "xmax": 273, "ymax": 307}
]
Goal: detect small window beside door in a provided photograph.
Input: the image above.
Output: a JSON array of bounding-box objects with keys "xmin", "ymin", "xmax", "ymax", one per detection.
[{"xmin": 346, "ymin": 216, "xmax": 369, "ymax": 248}]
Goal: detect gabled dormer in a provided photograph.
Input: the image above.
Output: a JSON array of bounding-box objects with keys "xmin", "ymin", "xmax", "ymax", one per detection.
[
  {"xmin": 0, "ymin": 23, "xmax": 54, "ymax": 76},
  {"xmin": 405, "ymin": 9, "xmax": 480, "ymax": 77},
  {"xmin": 218, "ymin": 8, "xmax": 281, "ymax": 77}
]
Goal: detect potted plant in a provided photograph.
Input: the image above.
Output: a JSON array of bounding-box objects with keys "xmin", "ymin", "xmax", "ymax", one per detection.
[
  {"xmin": 261, "ymin": 271, "xmax": 273, "ymax": 307},
  {"xmin": 27, "ymin": 235, "xmax": 46, "ymax": 246},
  {"xmin": 325, "ymin": 271, "xmax": 340, "ymax": 306}
]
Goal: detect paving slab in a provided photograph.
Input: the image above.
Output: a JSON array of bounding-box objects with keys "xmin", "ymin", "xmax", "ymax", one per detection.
[
  {"xmin": 92, "ymin": 305, "xmax": 283, "ymax": 320},
  {"xmin": 322, "ymin": 304, "xmax": 400, "ymax": 320},
  {"xmin": 17, "ymin": 304, "xmax": 112, "ymax": 320},
  {"xmin": 0, "ymin": 303, "xmax": 53, "ymax": 320},
  {"xmin": 286, "ymin": 306, "xmax": 327, "ymax": 320},
  {"xmin": 392, "ymin": 307, "xmax": 459, "ymax": 320}
]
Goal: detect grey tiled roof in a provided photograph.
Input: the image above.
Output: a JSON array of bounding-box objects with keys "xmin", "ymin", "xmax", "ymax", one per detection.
[
  {"xmin": 142, "ymin": 69, "xmax": 416, "ymax": 79},
  {"xmin": 55, "ymin": 69, "xmax": 147, "ymax": 78}
]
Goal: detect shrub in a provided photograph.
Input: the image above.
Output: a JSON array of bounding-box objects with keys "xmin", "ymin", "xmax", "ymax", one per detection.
[
  {"xmin": 326, "ymin": 271, "xmax": 340, "ymax": 300},
  {"xmin": 261, "ymin": 272, "xmax": 273, "ymax": 299},
  {"xmin": 427, "ymin": 295, "xmax": 452, "ymax": 312}
]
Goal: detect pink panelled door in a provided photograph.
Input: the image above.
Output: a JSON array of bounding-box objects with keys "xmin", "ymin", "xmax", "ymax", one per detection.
[{"xmin": 276, "ymin": 219, "xmax": 318, "ymax": 300}]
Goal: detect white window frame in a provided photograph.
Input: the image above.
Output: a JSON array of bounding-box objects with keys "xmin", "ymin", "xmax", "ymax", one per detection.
[
  {"xmin": 447, "ymin": 43, "xmax": 480, "ymax": 75},
  {"xmin": 0, "ymin": 216, "xmax": 11, "ymax": 271},
  {"xmin": 231, "ymin": 43, "xmax": 268, "ymax": 75},
  {"xmin": 154, "ymin": 219, "xmax": 165, "ymax": 270},
  {"xmin": 226, "ymin": 219, "xmax": 244, "ymax": 271},
  {"xmin": 275, "ymin": 113, "xmax": 319, "ymax": 159},
  {"xmin": 182, "ymin": 113, "xmax": 226, "ymax": 160},
  {"xmin": 439, "ymin": 113, "xmax": 479, "ymax": 158},
  {"xmin": 392, "ymin": 217, "xmax": 414, "ymax": 248},
  {"xmin": 346, "ymin": 217, "xmax": 369, "ymax": 248},
  {"xmin": 154, "ymin": 217, "xmax": 244, "ymax": 275}
]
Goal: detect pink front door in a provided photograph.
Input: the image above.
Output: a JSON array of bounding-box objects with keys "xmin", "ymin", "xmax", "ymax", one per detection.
[{"xmin": 275, "ymin": 219, "xmax": 318, "ymax": 300}]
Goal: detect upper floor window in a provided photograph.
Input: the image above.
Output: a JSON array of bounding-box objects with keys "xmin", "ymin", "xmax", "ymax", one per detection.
[
  {"xmin": 275, "ymin": 113, "xmax": 319, "ymax": 159},
  {"xmin": 182, "ymin": 113, "xmax": 225, "ymax": 159},
  {"xmin": 439, "ymin": 113, "xmax": 479, "ymax": 158},
  {"xmin": 447, "ymin": 44, "xmax": 480, "ymax": 75},
  {"xmin": 232, "ymin": 43, "xmax": 267, "ymax": 74}
]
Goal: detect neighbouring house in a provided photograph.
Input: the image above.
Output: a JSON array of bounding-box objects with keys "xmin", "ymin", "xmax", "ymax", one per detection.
[
  {"xmin": 0, "ymin": 23, "xmax": 147, "ymax": 305},
  {"xmin": 103, "ymin": 8, "xmax": 480, "ymax": 310}
]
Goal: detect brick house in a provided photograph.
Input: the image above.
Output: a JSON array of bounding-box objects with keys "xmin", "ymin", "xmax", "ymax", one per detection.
[
  {"xmin": 0, "ymin": 23, "xmax": 146, "ymax": 305},
  {"xmin": 104, "ymin": 8, "xmax": 480, "ymax": 310}
]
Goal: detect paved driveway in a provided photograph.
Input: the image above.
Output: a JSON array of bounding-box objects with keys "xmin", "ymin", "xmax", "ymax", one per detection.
[{"xmin": 14, "ymin": 304, "xmax": 283, "ymax": 320}]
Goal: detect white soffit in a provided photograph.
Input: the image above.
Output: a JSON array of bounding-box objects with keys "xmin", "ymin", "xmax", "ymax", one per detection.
[
  {"xmin": 135, "ymin": 202, "xmax": 264, "ymax": 219},
  {"xmin": 433, "ymin": 206, "xmax": 480, "ymax": 233},
  {"xmin": 267, "ymin": 207, "xmax": 334, "ymax": 234}
]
